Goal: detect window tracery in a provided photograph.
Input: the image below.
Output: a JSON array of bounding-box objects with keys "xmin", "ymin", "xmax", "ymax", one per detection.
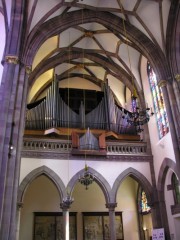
[{"xmin": 147, "ymin": 63, "xmax": 169, "ymax": 139}]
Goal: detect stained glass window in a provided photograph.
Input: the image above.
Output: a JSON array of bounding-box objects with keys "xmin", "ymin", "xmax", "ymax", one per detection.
[
  {"xmin": 147, "ymin": 62, "xmax": 169, "ymax": 139},
  {"xmin": 140, "ymin": 190, "xmax": 151, "ymax": 214}
]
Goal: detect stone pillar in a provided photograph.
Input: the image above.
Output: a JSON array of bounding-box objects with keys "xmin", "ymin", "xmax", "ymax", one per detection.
[
  {"xmin": 60, "ymin": 195, "xmax": 74, "ymax": 240},
  {"xmin": 0, "ymin": 1, "xmax": 27, "ymax": 239},
  {"xmin": 16, "ymin": 202, "xmax": 23, "ymax": 240},
  {"xmin": 0, "ymin": 56, "xmax": 29, "ymax": 239},
  {"xmin": 106, "ymin": 202, "xmax": 117, "ymax": 240},
  {"xmin": 150, "ymin": 191, "xmax": 170, "ymax": 240}
]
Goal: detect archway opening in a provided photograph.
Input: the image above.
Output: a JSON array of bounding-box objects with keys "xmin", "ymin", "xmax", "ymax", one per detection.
[
  {"xmin": 19, "ymin": 175, "xmax": 61, "ymax": 240},
  {"xmin": 116, "ymin": 176, "xmax": 152, "ymax": 240},
  {"xmin": 70, "ymin": 180, "xmax": 109, "ymax": 240}
]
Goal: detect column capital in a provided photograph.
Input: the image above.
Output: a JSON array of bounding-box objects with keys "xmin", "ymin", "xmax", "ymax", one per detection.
[
  {"xmin": 175, "ymin": 74, "xmax": 180, "ymax": 82},
  {"xmin": 25, "ymin": 65, "xmax": 32, "ymax": 75},
  {"xmin": 60, "ymin": 195, "xmax": 74, "ymax": 211},
  {"xmin": 106, "ymin": 202, "xmax": 117, "ymax": 211},
  {"xmin": 5, "ymin": 55, "xmax": 19, "ymax": 64},
  {"xmin": 17, "ymin": 202, "xmax": 23, "ymax": 209},
  {"xmin": 158, "ymin": 80, "xmax": 167, "ymax": 88}
]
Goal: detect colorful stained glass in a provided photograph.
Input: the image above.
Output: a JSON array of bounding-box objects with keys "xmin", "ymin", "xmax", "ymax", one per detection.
[
  {"xmin": 147, "ymin": 63, "xmax": 169, "ymax": 139},
  {"xmin": 140, "ymin": 190, "xmax": 151, "ymax": 214}
]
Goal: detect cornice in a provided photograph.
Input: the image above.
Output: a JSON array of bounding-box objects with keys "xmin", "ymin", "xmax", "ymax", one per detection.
[{"xmin": 21, "ymin": 150, "xmax": 153, "ymax": 162}]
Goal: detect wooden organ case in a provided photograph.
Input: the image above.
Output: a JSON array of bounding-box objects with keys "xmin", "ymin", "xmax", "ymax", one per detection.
[{"xmin": 25, "ymin": 78, "xmax": 139, "ymax": 155}]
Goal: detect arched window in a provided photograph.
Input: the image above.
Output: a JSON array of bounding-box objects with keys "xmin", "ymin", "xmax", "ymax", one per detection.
[
  {"xmin": 172, "ymin": 173, "xmax": 180, "ymax": 204},
  {"xmin": 147, "ymin": 62, "xmax": 169, "ymax": 139},
  {"xmin": 140, "ymin": 190, "xmax": 151, "ymax": 214}
]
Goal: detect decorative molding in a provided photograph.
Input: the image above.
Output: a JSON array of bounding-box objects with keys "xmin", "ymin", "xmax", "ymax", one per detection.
[
  {"xmin": 158, "ymin": 80, "xmax": 167, "ymax": 88},
  {"xmin": 76, "ymin": 64, "xmax": 84, "ymax": 69},
  {"xmin": 25, "ymin": 65, "xmax": 32, "ymax": 75},
  {"xmin": 5, "ymin": 55, "xmax": 19, "ymax": 64},
  {"xmin": 21, "ymin": 150, "xmax": 152, "ymax": 162},
  {"xmin": 171, "ymin": 204, "xmax": 180, "ymax": 215},
  {"xmin": 106, "ymin": 202, "xmax": 117, "ymax": 211},
  {"xmin": 17, "ymin": 202, "xmax": 23, "ymax": 209},
  {"xmin": 84, "ymin": 31, "xmax": 94, "ymax": 38},
  {"xmin": 21, "ymin": 138, "xmax": 152, "ymax": 161},
  {"xmin": 167, "ymin": 184, "xmax": 173, "ymax": 191},
  {"xmin": 60, "ymin": 195, "xmax": 74, "ymax": 211},
  {"xmin": 175, "ymin": 74, "xmax": 180, "ymax": 82}
]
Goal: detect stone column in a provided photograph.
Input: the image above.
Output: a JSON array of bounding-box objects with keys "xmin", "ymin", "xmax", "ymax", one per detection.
[
  {"xmin": 0, "ymin": 1, "xmax": 27, "ymax": 239},
  {"xmin": 149, "ymin": 191, "xmax": 170, "ymax": 240},
  {"xmin": 0, "ymin": 57, "xmax": 28, "ymax": 239},
  {"xmin": 16, "ymin": 202, "xmax": 23, "ymax": 240},
  {"xmin": 60, "ymin": 195, "xmax": 74, "ymax": 240},
  {"xmin": 106, "ymin": 202, "xmax": 117, "ymax": 240}
]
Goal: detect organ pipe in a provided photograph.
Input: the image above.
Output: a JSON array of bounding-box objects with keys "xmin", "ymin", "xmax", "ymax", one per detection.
[{"xmin": 25, "ymin": 77, "xmax": 137, "ymax": 135}]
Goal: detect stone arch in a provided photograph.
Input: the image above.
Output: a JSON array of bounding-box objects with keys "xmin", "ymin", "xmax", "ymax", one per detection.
[
  {"xmin": 166, "ymin": 0, "xmax": 180, "ymax": 76},
  {"xmin": 23, "ymin": 9, "xmax": 170, "ymax": 82},
  {"xmin": 66, "ymin": 167, "xmax": 112, "ymax": 203},
  {"xmin": 29, "ymin": 50, "xmax": 136, "ymax": 93},
  {"xmin": 112, "ymin": 167, "xmax": 153, "ymax": 205},
  {"xmin": 157, "ymin": 158, "xmax": 178, "ymax": 198},
  {"xmin": 18, "ymin": 165, "xmax": 65, "ymax": 203},
  {"xmin": 28, "ymin": 50, "xmax": 145, "ymax": 105}
]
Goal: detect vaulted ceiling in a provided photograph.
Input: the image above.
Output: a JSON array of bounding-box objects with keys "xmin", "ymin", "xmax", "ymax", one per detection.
[{"xmin": 0, "ymin": 0, "xmax": 172, "ymax": 107}]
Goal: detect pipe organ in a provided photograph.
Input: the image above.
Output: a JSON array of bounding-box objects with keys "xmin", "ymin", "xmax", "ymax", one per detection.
[{"xmin": 26, "ymin": 78, "xmax": 137, "ymax": 135}]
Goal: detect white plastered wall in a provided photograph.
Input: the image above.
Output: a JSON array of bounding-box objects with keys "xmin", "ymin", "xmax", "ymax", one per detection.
[
  {"xmin": 20, "ymin": 157, "xmax": 152, "ymax": 187},
  {"xmin": 140, "ymin": 56, "xmax": 175, "ymax": 184}
]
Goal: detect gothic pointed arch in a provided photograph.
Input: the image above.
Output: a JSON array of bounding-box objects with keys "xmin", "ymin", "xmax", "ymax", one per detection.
[
  {"xmin": 157, "ymin": 158, "xmax": 179, "ymax": 196},
  {"xmin": 66, "ymin": 167, "xmax": 112, "ymax": 203},
  {"xmin": 166, "ymin": 0, "xmax": 180, "ymax": 75},
  {"xmin": 112, "ymin": 167, "xmax": 153, "ymax": 205},
  {"xmin": 18, "ymin": 165, "xmax": 65, "ymax": 203}
]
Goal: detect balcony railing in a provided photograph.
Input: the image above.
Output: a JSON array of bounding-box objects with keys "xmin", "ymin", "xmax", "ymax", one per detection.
[{"xmin": 22, "ymin": 138, "xmax": 148, "ymax": 155}]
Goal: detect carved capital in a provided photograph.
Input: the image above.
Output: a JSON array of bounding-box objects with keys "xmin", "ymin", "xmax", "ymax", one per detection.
[
  {"xmin": 60, "ymin": 195, "xmax": 74, "ymax": 211},
  {"xmin": 17, "ymin": 202, "xmax": 23, "ymax": 209},
  {"xmin": 158, "ymin": 80, "xmax": 167, "ymax": 88},
  {"xmin": 175, "ymin": 74, "xmax": 180, "ymax": 82},
  {"xmin": 25, "ymin": 65, "xmax": 32, "ymax": 75},
  {"xmin": 5, "ymin": 55, "xmax": 19, "ymax": 64},
  {"xmin": 106, "ymin": 202, "xmax": 117, "ymax": 211},
  {"xmin": 76, "ymin": 64, "xmax": 84, "ymax": 69}
]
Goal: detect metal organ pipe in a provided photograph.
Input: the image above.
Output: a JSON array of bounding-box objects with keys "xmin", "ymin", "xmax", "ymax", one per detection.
[{"xmin": 25, "ymin": 79, "xmax": 137, "ymax": 135}]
